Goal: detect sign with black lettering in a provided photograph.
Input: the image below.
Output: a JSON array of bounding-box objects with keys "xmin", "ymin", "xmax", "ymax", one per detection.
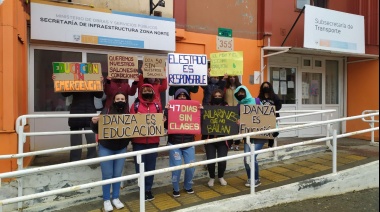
[
  {"xmin": 108, "ymin": 54, "xmax": 138, "ymax": 79},
  {"xmin": 167, "ymin": 100, "xmax": 201, "ymax": 134},
  {"xmin": 98, "ymin": 113, "xmax": 165, "ymax": 139},
  {"xmin": 239, "ymin": 105, "xmax": 276, "ymax": 139},
  {"xmin": 167, "ymin": 53, "xmax": 208, "ymax": 86},
  {"xmin": 143, "ymin": 56, "xmax": 166, "ymax": 78},
  {"xmin": 201, "ymin": 106, "xmax": 239, "ymax": 135}
]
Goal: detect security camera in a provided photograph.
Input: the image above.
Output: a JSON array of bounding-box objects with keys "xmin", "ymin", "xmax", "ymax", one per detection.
[{"xmin": 158, "ymin": 0, "xmax": 165, "ymax": 7}]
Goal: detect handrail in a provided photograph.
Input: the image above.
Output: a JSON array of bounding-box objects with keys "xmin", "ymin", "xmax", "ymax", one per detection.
[{"xmin": 361, "ymin": 110, "xmax": 379, "ymax": 145}]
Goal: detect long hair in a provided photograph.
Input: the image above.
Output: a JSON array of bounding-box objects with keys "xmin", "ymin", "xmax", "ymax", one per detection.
[
  {"xmin": 108, "ymin": 92, "xmax": 128, "ymax": 114},
  {"xmin": 225, "ymin": 76, "xmax": 241, "ymax": 89},
  {"xmin": 210, "ymin": 89, "xmax": 228, "ymax": 105},
  {"xmin": 258, "ymin": 81, "xmax": 276, "ymax": 100}
]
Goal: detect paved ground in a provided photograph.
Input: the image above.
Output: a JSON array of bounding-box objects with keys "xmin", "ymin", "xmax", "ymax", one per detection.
[{"xmin": 52, "ymin": 138, "xmax": 379, "ymax": 212}]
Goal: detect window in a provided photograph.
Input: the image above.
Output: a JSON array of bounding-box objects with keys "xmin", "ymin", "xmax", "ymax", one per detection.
[
  {"xmin": 325, "ymin": 60, "xmax": 339, "ymax": 104},
  {"xmin": 270, "ymin": 67, "xmax": 296, "ymax": 104},
  {"xmin": 296, "ymin": 0, "xmax": 327, "ymax": 10}
]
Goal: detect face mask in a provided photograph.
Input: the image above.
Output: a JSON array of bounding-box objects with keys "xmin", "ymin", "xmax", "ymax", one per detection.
[
  {"xmin": 147, "ymin": 78, "xmax": 156, "ymax": 84},
  {"xmin": 236, "ymin": 95, "xmax": 245, "ymax": 101},
  {"xmin": 263, "ymin": 87, "xmax": 271, "ymax": 93},
  {"xmin": 142, "ymin": 93, "xmax": 154, "ymax": 99},
  {"xmin": 210, "ymin": 78, "xmax": 219, "ymax": 84},
  {"xmin": 114, "ymin": 101, "xmax": 126, "ymax": 109},
  {"xmin": 212, "ymin": 98, "xmax": 223, "ymax": 105}
]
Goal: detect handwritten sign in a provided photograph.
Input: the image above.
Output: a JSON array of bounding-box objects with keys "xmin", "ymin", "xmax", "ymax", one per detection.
[
  {"xmin": 108, "ymin": 54, "xmax": 138, "ymax": 79},
  {"xmin": 167, "ymin": 53, "xmax": 208, "ymax": 86},
  {"xmin": 210, "ymin": 51, "xmax": 243, "ymax": 76},
  {"xmin": 98, "ymin": 113, "xmax": 165, "ymax": 139},
  {"xmin": 53, "ymin": 62, "xmax": 103, "ymax": 92},
  {"xmin": 201, "ymin": 106, "xmax": 239, "ymax": 136},
  {"xmin": 168, "ymin": 100, "xmax": 201, "ymax": 134},
  {"xmin": 239, "ymin": 105, "xmax": 276, "ymax": 139},
  {"xmin": 143, "ymin": 56, "xmax": 166, "ymax": 78}
]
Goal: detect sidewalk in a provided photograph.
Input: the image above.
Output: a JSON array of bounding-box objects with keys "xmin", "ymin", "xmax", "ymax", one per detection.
[{"xmin": 53, "ymin": 138, "xmax": 379, "ymax": 212}]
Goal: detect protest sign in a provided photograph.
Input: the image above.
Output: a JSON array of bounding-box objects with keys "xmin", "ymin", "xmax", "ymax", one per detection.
[
  {"xmin": 167, "ymin": 100, "xmax": 201, "ymax": 134},
  {"xmin": 201, "ymin": 106, "xmax": 239, "ymax": 136},
  {"xmin": 239, "ymin": 105, "xmax": 276, "ymax": 139},
  {"xmin": 108, "ymin": 54, "xmax": 138, "ymax": 79},
  {"xmin": 53, "ymin": 62, "xmax": 103, "ymax": 92},
  {"xmin": 98, "ymin": 113, "xmax": 165, "ymax": 139},
  {"xmin": 167, "ymin": 53, "xmax": 208, "ymax": 86},
  {"xmin": 210, "ymin": 51, "xmax": 243, "ymax": 76},
  {"xmin": 143, "ymin": 56, "xmax": 166, "ymax": 78}
]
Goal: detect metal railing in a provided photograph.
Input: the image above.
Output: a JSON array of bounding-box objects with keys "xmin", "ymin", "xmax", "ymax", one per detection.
[
  {"xmin": 0, "ymin": 110, "xmax": 378, "ymax": 212},
  {"xmin": 362, "ymin": 110, "xmax": 379, "ymax": 145}
]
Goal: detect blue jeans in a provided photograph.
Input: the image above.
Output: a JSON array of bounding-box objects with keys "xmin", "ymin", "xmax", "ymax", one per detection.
[
  {"xmin": 244, "ymin": 140, "xmax": 265, "ymax": 180},
  {"xmin": 132, "ymin": 143, "xmax": 159, "ymax": 192},
  {"xmin": 98, "ymin": 144, "xmax": 126, "ymax": 201},
  {"xmin": 168, "ymin": 143, "xmax": 195, "ymax": 191}
]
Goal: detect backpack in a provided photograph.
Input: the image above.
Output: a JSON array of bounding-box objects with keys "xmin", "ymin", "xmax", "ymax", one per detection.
[{"xmin": 134, "ymin": 98, "xmax": 160, "ymax": 113}]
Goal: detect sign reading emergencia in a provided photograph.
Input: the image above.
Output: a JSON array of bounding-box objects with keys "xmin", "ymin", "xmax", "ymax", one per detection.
[{"xmin": 31, "ymin": 2, "xmax": 175, "ymax": 51}]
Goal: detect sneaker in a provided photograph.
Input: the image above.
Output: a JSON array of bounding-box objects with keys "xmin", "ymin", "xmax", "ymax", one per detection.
[
  {"xmin": 208, "ymin": 178, "xmax": 215, "ymax": 187},
  {"xmin": 219, "ymin": 177, "xmax": 227, "ymax": 186},
  {"xmin": 234, "ymin": 146, "xmax": 239, "ymax": 151},
  {"xmin": 245, "ymin": 179, "xmax": 251, "ymax": 187},
  {"xmin": 254, "ymin": 179, "xmax": 261, "ymax": 187},
  {"xmin": 112, "ymin": 198, "xmax": 124, "ymax": 209},
  {"xmin": 103, "ymin": 200, "xmax": 113, "ymax": 212},
  {"xmin": 145, "ymin": 191, "xmax": 155, "ymax": 201},
  {"xmin": 173, "ymin": 189, "xmax": 181, "ymax": 198},
  {"xmin": 230, "ymin": 145, "xmax": 234, "ymax": 150},
  {"xmin": 185, "ymin": 188, "xmax": 194, "ymax": 194}
]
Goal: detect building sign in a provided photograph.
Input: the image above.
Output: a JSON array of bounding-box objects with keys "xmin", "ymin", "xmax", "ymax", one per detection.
[
  {"xmin": 31, "ymin": 2, "xmax": 175, "ymax": 51},
  {"xmin": 167, "ymin": 53, "xmax": 208, "ymax": 86},
  {"xmin": 217, "ymin": 27, "xmax": 234, "ymax": 52},
  {"xmin": 304, "ymin": 5, "xmax": 365, "ymax": 54},
  {"xmin": 210, "ymin": 51, "xmax": 243, "ymax": 76}
]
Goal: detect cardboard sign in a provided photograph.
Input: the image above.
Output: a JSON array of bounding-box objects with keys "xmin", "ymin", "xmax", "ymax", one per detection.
[
  {"xmin": 167, "ymin": 100, "xmax": 201, "ymax": 134},
  {"xmin": 201, "ymin": 106, "xmax": 239, "ymax": 136},
  {"xmin": 143, "ymin": 56, "xmax": 166, "ymax": 78},
  {"xmin": 210, "ymin": 51, "xmax": 243, "ymax": 76},
  {"xmin": 167, "ymin": 53, "xmax": 208, "ymax": 86},
  {"xmin": 53, "ymin": 62, "xmax": 103, "ymax": 92},
  {"xmin": 239, "ymin": 105, "xmax": 276, "ymax": 139},
  {"xmin": 108, "ymin": 54, "xmax": 138, "ymax": 79},
  {"xmin": 98, "ymin": 113, "xmax": 165, "ymax": 139}
]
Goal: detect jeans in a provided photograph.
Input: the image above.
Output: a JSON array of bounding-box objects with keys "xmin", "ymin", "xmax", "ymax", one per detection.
[
  {"xmin": 132, "ymin": 143, "xmax": 159, "ymax": 192},
  {"xmin": 204, "ymin": 141, "xmax": 228, "ymax": 178},
  {"xmin": 244, "ymin": 140, "xmax": 265, "ymax": 180},
  {"xmin": 169, "ymin": 143, "xmax": 195, "ymax": 191},
  {"xmin": 70, "ymin": 127, "xmax": 97, "ymax": 162},
  {"xmin": 98, "ymin": 144, "xmax": 126, "ymax": 201}
]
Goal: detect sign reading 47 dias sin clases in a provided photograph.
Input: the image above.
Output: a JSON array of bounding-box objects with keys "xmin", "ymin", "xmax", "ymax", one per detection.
[{"xmin": 53, "ymin": 62, "xmax": 103, "ymax": 92}]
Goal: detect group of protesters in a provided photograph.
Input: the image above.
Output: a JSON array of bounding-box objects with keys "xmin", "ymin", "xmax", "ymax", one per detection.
[{"xmin": 56, "ymin": 64, "xmax": 282, "ymax": 212}]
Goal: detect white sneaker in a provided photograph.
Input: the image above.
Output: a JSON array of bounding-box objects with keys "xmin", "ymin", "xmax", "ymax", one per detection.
[
  {"xmin": 208, "ymin": 178, "xmax": 215, "ymax": 187},
  {"xmin": 103, "ymin": 200, "xmax": 113, "ymax": 212},
  {"xmin": 245, "ymin": 179, "xmax": 251, "ymax": 187},
  {"xmin": 219, "ymin": 177, "xmax": 227, "ymax": 186},
  {"xmin": 112, "ymin": 198, "xmax": 125, "ymax": 209}
]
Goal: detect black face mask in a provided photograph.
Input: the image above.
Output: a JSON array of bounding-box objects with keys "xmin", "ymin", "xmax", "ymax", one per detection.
[
  {"xmin": 212, "ymin": 98, "xmax": 223, "ymax": 105},
  {"xmin": 263, "ymin": 87, "xmax": 271, "ymax": 93},
  {"xmin": 114, "ymin": 101, "xmax": 126, "ymax": 110},
  {"xmin": 142, "ymin": 93, "xmax": 154, "ymax": 100},
  {"xmin": 236, "ymin": 95, "xmax": 245, "ymax": 101}
]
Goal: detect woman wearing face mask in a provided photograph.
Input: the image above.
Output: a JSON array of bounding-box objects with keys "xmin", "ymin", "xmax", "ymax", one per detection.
[
  {"xmin": 104, "ymin": 75, "xmax": 139, "ymax": 112},
  {"xmin": 258, "ymin": 82, "xmax": 282, "ymax": 147},
  {"xmin": 90, "ymin": 92, "xmax": 130, "ymax": 212},
  {"xmin": 130, "ymin": 84, "xmax": 161, "ymax": 202},
  {"xmin": 224, "ymin": 76, "xmax": 242, "ymax": 151},
  {"xmin": 204, "ymin": 89, "xmax": 229, "ymax": 187},
  {"xmin": 138, "ymin": 74, "xmax": 168, "ymax": 107}
]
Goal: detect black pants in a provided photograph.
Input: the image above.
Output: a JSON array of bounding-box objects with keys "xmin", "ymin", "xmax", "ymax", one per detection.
[
  {"xmin": 268, "ymin": 139, "xmax": 274, "ymax": 147},
  {"xmin": 204, "ymin": 139, "xmax": 228, "ymax": 178},
  {"xmin": 69, "ymin": 127, "xmax": 97, "ymax": 162},
  {"xmin": 227, "ymin": 139, "xmax": 241, "ymax": 147}
]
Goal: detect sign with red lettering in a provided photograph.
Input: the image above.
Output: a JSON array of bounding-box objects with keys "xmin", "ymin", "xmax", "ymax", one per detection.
[{"xmin": 167, "ymin": 100, "xmax": 201, "ymax": 134}]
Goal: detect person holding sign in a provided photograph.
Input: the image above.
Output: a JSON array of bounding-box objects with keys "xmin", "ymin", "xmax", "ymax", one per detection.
[
  {"xmin": 258, "ymin": 82, "xmax": 282, "ymax": 147},
  {"xmin": 137, "ymin": 74, "xmax": 167, "ymax": 107},
  {"xmin": 90, "ymin": 92, "xmax": 129, "ymax": 212},
  {"xmin": 130, "ymin": 84, "xmax": 162, "ymax": 202},
  {"xmin": 164, "ymin": 89, "xmax": 202, "ymax": 198},
  {"xmin": 104, "ymin": 76, "xmax": 139, "ymax": 112},
  {"xmin": 225, "ymin": 76, "xmax": 242, "ymax": 151},
  {"xmin": 204, "ymin": 89, "xmax": 229, "ymax": 187},
  {"xmin": 234, "ymin": 85, "xmax": 267, "ymax": 188}
]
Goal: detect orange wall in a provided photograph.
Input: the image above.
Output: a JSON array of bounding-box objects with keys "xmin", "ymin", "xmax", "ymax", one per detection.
[
  {"xmin": 347, "ymin": 60, "xmax": 379, "ymax": 140},
  {"xmin": 0, "ymin": 0, "xmax": 31, "ymax": 174}
]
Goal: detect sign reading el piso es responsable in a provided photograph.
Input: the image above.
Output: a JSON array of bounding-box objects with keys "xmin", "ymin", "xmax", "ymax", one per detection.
[
  {"xmin": 304, "ymin": 5, "xmax": 365, "ymax": 54},
  {"xmin": 31, "ymin": 2, "xmax": 175, "ymax": 51}
]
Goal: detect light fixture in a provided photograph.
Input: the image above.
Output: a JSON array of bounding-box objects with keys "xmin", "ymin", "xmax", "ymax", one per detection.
[{"xmin": 150, "ymin": 0, "xmax": 165, "ymax": 16}]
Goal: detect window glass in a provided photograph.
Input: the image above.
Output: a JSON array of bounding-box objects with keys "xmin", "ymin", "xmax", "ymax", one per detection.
[
  {"xmin": 302, "ymin": 72, "xmax": 322, "ymax": 104},
  {"xmin": 270, "ymin": 67, "xmax": 296, "ymax": 104},
  {"xmin": 296, "ymin": 0, "xmax": 310, "ymax": 9},
  {"xmin": 325, "ymin": 60, "xmax": 339, "ymax": 104},
  {"xmin": 34, "ymin": 49, "xmax": 81, "ymax": 112}
]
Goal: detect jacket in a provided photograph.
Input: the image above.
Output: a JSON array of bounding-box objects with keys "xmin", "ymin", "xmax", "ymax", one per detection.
[
  {"xmin": 260, "ymin": 95, "xmax": 282, "ymax": 117},
  {"xmin": 104, "ymin": 79, "xmax": 138, "ymax": 111},
  {"xmin": 137, "ymin": 74, "xmax": 167, "ymax": 106},
  {"xmin": 62, "ymin": 92, "xmax": 103, "ymax": 128},
  {"xmin": 130, "ymin": 84, "xmax": 161, "ymax": 145},
  {"xmin": 169, "ymin": 86, "xmax": 199, "ymax": 96},
  {"xmin": 164, "ymin": 89, "xmax": 195, "ymax": 145}
]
